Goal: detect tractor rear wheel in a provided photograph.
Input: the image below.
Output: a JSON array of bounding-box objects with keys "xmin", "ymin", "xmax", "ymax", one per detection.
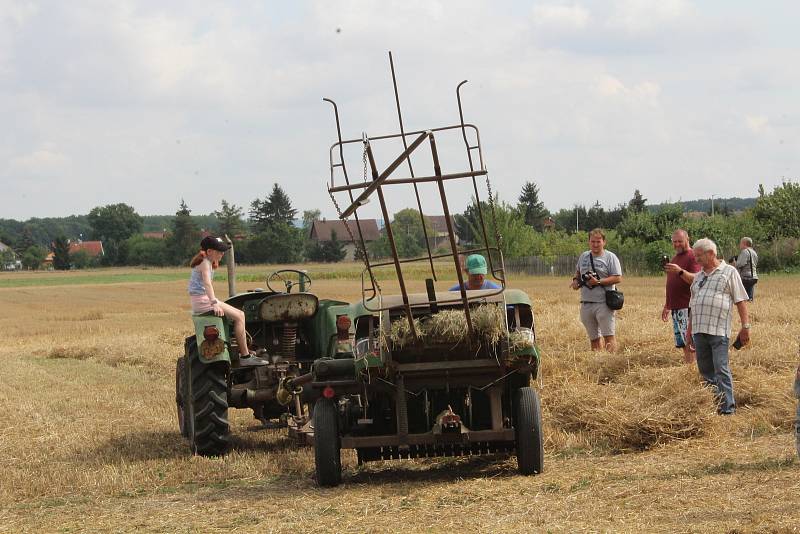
[
  {"xmin": 313, "ymin": 399, "xmax": 342, "ymax": 487},
  {"xmin": 514, "ymin": 386, "xmax": 544, "ymax": 475},
  {"xmin": 175, "ymin": 357, "xmax": 190, "ymax": 439},
  {"xmin": 188, "ymin": 352, "xmax": 230, "ymax": 456}
]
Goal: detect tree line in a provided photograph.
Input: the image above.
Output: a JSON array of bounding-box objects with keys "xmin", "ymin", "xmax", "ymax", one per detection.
[{"xmin": 1, "ymin": 180, "xmax": 798, "ymax": 273}]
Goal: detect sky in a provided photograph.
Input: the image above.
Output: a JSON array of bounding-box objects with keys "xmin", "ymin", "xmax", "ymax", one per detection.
[{"xmin": 1, "ymin": 0, "xmax": 798, "ymax": 221}]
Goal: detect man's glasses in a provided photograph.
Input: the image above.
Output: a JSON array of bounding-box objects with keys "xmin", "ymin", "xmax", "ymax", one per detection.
[{"xmin": 698, "ymin": 275, "xmax": 708, "ymax": 288}]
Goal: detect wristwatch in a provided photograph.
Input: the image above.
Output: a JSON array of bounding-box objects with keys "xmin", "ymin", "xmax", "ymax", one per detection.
[
  {"xmin": 678, "ymin": 270, "xmax": 685, "ymax": 277},
  {"xmin": 742, "ymin": 323, "xmax": 751, "ymax": 329}
]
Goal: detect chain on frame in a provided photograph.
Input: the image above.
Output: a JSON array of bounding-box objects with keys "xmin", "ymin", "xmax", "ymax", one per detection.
[{"xmin": 327, "ymin": 184, "xmax": 382, "ymax": 295}]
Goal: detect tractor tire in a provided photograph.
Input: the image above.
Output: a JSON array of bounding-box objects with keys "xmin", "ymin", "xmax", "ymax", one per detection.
[
  {"xmin": 514, "ymin": 386, "xmax": 544, "ymax": 475},
  {"xmin": 188, "ymin": 354, "xmax": 230, "ymax": 456},
  {"xmin": 313, "ymin": 399, "xmax": 342, "ymax": 487},
  {"xmin": 175, "ymin": 357, "xmax": 190, "ymax": 439}
]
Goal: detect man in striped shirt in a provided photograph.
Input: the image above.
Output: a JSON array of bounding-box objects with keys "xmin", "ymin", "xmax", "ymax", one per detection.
[{"xmin": 687, "ymin": 238, "xmax": 751, "ymax": 415}]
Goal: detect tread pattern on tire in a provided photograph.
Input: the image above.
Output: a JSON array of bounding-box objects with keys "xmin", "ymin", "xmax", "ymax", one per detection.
[
  {"xmin": 176, "ymin": 357, "xmax": 190, "ymax": 439},
  {"xmin": 515, "ymin": 386, "xmax": 544, "ymax": 475},
  {"xmin": 313, "ymin": 398, "xmax": 342, "ymax": 487},
  {"xmin": 188, "ymin": 343, "xmax": 230, "ymax": 456}
]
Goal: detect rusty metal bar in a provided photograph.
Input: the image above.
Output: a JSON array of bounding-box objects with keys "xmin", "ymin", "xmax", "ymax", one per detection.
[
  {"xmin": 341, "ymin": 429, "xmax": 515, "ymax": 448},
  {"xmin": 339, "ymin": 131, "xmax": 428, "ymax": 219},
  {"xmin": 456, "ymin": 80, "xmax": 496, "ymax": 277},
  {"xmin": 323, "ymin": 98, "xmax": 377, "ymax": 297},
  {"xmin": 429, "ymin": 132, "xmax": 473, "ymax": 340},
  {"xmin": 389, "ymin": 51, "xmax": 437, "ymax": 280},
  {"xmin": 328, "ymin": 170, "xmax": 487, "ymax": 193},
  {"xmin": 329, "ymin": 124, "xmax": 480, "ymax": 155},
  {"xmin": 365, "ymin": 139, "xmax": 417, "ymax": 339}
]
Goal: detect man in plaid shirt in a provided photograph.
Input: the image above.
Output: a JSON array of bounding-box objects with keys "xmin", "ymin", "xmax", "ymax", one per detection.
[{"xmin": 687, "ymin": 238, "xmax": 751, "ymax": 415}]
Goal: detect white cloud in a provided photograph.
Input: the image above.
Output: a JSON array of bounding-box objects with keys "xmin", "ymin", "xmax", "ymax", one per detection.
[
  {"xmin": 608, "ymin": 0, "xmax": 691, "ymax": 32},
  {"xmin": 8, "ymin": 144, "xmax": 69, "ymax": 174},
  {"xmin": 745, "ymin": 115, "xmax": 770, "ymax": 135},
  {"xmin": 531, "ymin": 4, "xmax": 590, "ymax": 30}
]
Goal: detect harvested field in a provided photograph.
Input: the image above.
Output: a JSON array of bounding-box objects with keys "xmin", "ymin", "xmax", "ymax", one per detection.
[{"xmin": 1, "ymin": 267, "xmax": 798, "ymax": 532}]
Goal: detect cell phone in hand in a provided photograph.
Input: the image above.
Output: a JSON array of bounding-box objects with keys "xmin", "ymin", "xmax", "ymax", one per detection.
[{"xmin": 732, "ymin": 335, "xmax": 743, "ymax": 350}]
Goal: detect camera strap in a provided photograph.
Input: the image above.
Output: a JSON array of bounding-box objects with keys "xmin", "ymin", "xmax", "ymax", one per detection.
[{"xmin": 588, "ymin": 252, "xmax": 602, "ymax": 291}]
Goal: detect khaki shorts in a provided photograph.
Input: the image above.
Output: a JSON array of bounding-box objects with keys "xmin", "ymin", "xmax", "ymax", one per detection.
[{"xmin": 580, "ymin": 302, "xmax": 616, "ymax": 340}]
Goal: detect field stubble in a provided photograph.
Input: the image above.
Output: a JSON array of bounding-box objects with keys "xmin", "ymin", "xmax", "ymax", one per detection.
[{"xmin": 0, "ymin": 269, "xmax": 798, "ymax": 533}]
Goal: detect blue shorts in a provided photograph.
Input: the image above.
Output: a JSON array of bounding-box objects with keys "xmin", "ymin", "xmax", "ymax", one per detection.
[{"xmin": 671, "ymin": 308, "xmax": 689, "ymax": 348}]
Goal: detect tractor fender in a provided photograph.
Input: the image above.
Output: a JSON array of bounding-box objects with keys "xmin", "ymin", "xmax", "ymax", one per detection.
[{"xmin": 188, "ymin": 314, "xmax": 232, "ymax": 365}]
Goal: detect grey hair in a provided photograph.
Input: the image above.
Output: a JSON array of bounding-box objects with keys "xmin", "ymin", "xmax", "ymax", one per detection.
[
  {"xmin": 741, "ymin": 236, "xmax": 753, "ymax": 247},
  {"xmin": 693, "ymin": 238, "xmax": 717, "ymax": 256}
]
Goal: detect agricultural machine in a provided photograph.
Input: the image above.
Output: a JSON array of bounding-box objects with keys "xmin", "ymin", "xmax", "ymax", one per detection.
[
  {"xmin": 175, "ymin": 268, "xmax": 353, "ymax": 456},
  {"xmin": 305, "ymin": 53, "xmax": 544, "ymax": 486}
]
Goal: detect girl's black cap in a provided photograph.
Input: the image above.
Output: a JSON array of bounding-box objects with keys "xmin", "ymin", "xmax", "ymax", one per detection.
[{"xmin": 200, "ymin": 236, "xmax": 230, "ymax": 252}]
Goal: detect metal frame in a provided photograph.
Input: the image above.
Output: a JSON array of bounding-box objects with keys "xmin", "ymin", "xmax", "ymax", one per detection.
[{"xmin": 323, "ymin": 54, "xmax": 506, "ymax": 340}]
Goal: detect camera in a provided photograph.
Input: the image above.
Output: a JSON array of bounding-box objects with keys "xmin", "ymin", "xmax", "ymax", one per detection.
[
  {"xmin": 578, "ymin": 270, "xmax": 599, "ymax": 287},
  {"xmin": 660, "ymin": 255, "xmax": 670, "ymax": 267}
]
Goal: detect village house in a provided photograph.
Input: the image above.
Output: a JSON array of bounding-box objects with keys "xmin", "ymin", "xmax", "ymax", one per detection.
[
  {"xmin": 308, "ymin": 219, "xmax": 380, "ymax": 261},
  {"xmin": 0, "ymin": 241, "xmax": 21, "ymax": 270}
]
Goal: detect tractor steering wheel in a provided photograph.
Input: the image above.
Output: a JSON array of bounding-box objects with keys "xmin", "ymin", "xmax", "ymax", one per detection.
[{"xmin": 266, "ymin": 269, "xmax": 312, "ymax": 294}]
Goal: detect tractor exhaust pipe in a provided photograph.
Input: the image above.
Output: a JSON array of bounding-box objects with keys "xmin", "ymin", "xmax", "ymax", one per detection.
[{"xmin": 224, "ymin": 234, "xmax": 236, "ymax": 297}]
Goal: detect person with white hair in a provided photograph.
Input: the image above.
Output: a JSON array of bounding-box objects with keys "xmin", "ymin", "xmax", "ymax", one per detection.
[
  {"xmin": 687, "ymin": 238, "xmax": 751, "ymax": 415},
  {"xmin": 734, "ymin": 236, "xmax": 758, "ymax": 301}
]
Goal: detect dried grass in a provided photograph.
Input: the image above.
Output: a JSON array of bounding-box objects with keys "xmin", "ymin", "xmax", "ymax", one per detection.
[{"xmin": 1, "ymin": 271, "xmax": 799, "ymax": 532}]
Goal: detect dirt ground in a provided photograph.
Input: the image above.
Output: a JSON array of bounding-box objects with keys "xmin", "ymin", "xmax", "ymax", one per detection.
[{"xmin": 1, "ymin": 270, "xmax": 798, "ymax": 533}]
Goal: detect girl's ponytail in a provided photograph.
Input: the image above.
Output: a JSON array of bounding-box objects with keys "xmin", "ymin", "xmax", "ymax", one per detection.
[{"xmin": 189, "ymin": 249, "xmax": 206, "ymax": 268}]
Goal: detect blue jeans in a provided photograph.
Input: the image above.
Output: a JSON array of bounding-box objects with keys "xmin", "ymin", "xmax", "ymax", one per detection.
[{"xmin": 693, "ymin": 333, "xmax": 735, "ymax": 414}]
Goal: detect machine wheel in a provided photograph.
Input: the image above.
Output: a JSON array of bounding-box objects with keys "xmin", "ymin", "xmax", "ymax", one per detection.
[
  {"xmin": 313, "ymin": 399, "xmax": 342, "ymax": 487},
  {"xmin": 514, "ymin": 386, "xmax": 544, "ymax": 475},
  {"xmin": 188, "ymin": 353, "xmax": 230, "ymax": 456},
  {"xmin": 175, "ymin": 357, "xmax": 190, "ymax": 439}
]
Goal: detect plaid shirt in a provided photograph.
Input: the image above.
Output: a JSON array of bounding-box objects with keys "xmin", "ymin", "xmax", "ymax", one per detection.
[{"xmin": 689, "ymin": 261, "xmax": 748, "ymax": 337}]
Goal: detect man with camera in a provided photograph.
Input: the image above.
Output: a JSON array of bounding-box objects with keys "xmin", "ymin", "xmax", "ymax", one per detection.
[
  {"xmin": 570, "ymin": 228, "xmax": 623, "ymax": 352},
  {"xmin": 661, "ymin": 229, "xmax": 702, "ymax": 363}
]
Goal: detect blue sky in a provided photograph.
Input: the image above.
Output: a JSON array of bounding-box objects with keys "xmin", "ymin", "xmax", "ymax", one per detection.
[{"xmin": 1, "ymin": 0, "xmax": 797, "ymax": 220}]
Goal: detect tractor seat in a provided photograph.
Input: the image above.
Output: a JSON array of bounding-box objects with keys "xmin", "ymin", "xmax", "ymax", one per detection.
[{"xmin": 259, "ymin": 293, "xmax": 319, "ymax": 322}]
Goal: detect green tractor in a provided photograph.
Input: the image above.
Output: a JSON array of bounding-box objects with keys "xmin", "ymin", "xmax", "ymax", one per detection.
[
  {"xmin": 175, "ymin": 268, "xmax": 352, "ymax": 456},
  {"xmin": 308, "ymin": 54, "xmax": 545, "ymax": 486}
]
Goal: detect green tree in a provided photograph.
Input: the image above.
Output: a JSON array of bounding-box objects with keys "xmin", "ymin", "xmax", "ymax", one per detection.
[
  {"xmin": 245, "ymin": 223, "xmax": 303, "ymax": 264},
  {"xmin": 302, "ymin": 209, "xmax": 321, "ymax": 231},
  {"xmin": 517, "ymin": 181, "xmax": 549, "ymax": 230},
  {"xmin": 88, "ymin": 203, "xmax": 143, "ymax": 242},
  {"xmin": 51, "ymin": 236, "xmax": 71, "ymax": 270},
  {"xmin": 321, "ymin": 230, "xmax": 347, "ymax": 262},
  {"xmin": 250, "ymin": 184, "xmax": 298, "ymax": 233},
  {"xmin": 70, "ymin": 250, "xmax": 93, "ymax": 269},
  {"xmin": 628, "ymin": 189, "xmax": 647, "ymax": 213},
  {"xmin": 753, "ymin": 181, "xmax": 800, "ymax": 239},
  {"xmin": 213, "ymin": 199, "xmax": 245, "ymax": 240},
  {"xmin": 168, "ymin": 199, "xmax": 201, "ymax": 264},
  {"xmin": 467, "ymin": 199, "xmax": 539, "ymax": 259},
  {"xmin": 126, "ymin": 235, "xmax": 169, "ymax": 266},
  {"xmin": 88, "ymin": 203, "xmax": 142, "ymax": 266},
  {"xmin": 369, "ymin": 209, "xmax": 434, "ymax": 259},
  {"xmin": 21, "ymin": 245, "xmax": 47, "ymax": 270},
  {"xmin": 553, "ymin": 205, "xmax": 588, "ymax": 233}
]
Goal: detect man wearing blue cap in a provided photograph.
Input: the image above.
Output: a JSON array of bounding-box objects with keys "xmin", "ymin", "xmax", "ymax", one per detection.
[{"xmin": 449, "ymin": 254, "xmax": 501, "ymax": 291}]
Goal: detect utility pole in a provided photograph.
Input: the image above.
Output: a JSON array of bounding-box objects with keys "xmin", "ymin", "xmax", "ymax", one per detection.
[
  {"xmin": 575, "ymin": 206, "xmax": 579, "ymax": 232},
  {"xmin": 711, "ymin": 195, "xmax": 716, "ymax": 217}
]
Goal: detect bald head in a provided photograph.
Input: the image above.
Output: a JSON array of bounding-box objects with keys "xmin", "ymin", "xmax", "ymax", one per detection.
[{"xmin": 671, "ymin": 229, "xmax": 690, "ymax": 253}]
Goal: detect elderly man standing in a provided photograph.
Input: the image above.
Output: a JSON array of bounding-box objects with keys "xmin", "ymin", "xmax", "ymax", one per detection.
[
  {"xmin": 734, "ymin": 237, "xmax": 759, "ymax": 301},
  {"xmin": 688, "ymin": 238, "xmax": 751, "ymax": 415},
  {"xmin": 662, "ymin": 229, "xmax": 702, "ymax": 363}
]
